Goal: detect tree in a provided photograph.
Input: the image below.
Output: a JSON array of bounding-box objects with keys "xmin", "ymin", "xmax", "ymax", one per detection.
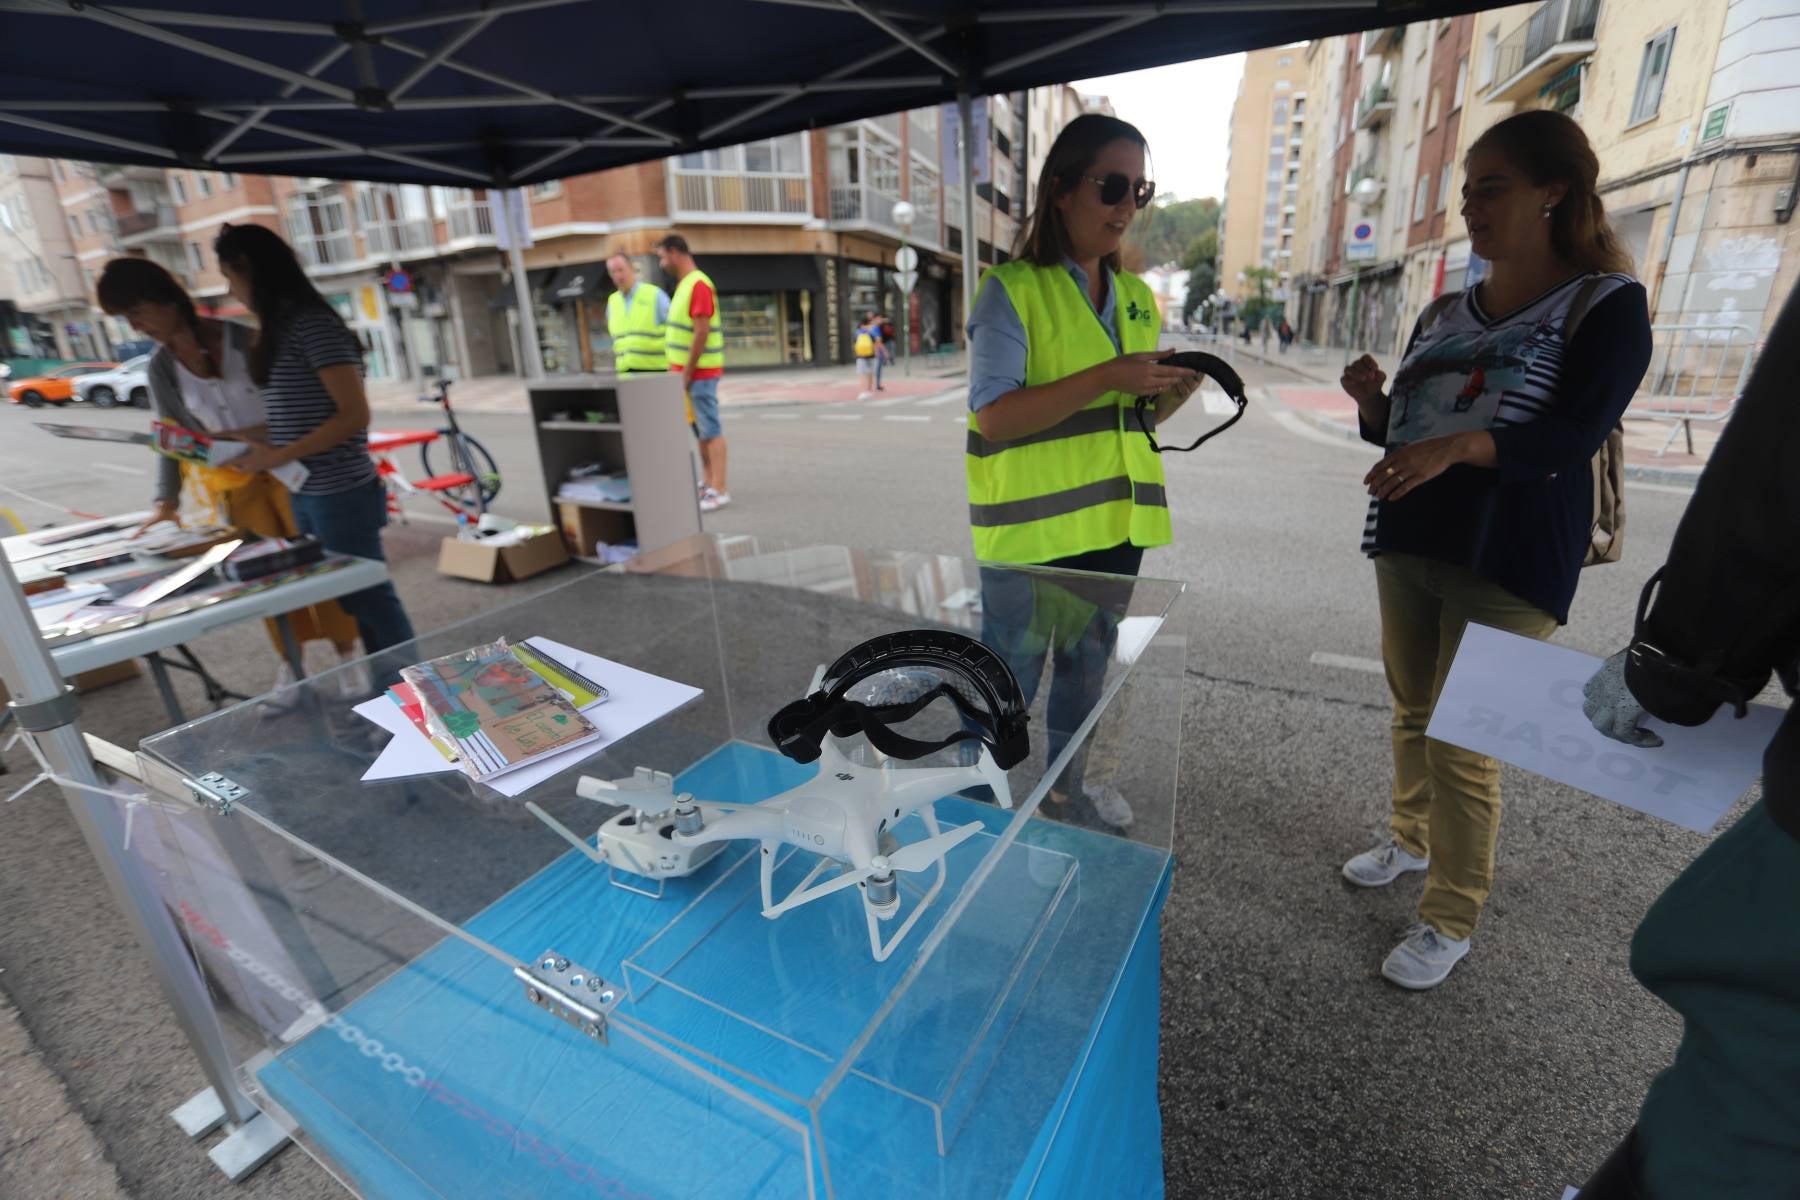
[
  {"xmin": 1126, "ymin": 196, "xmax": 1219, "ymax": 270},
  {"xmin": 1179, "ymin": 228, "xmax": 1219, "ymax": 324},
  {"xmin": 1239, "ymin": 265, "xmax": 1284, "ymax": 331}
]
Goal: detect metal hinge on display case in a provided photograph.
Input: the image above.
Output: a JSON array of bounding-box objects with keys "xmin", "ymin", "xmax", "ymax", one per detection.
[
  {"xmin": 185, "ymin": 772, "xmax": 248, "ymax": 816},
  {"xmin": 516, "ymin": 949, "xmax": 619, "ymax": 1044}
]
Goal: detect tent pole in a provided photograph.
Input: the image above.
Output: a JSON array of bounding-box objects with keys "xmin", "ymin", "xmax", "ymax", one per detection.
[
  {"xmin": 500, "ymin": 189, "xmax": 544, "ymax": 379},
  {"xmin": 957, "ymin": 84, "xmax": 978, "ymax": 346},
  {"xmin": 0, "ymin": 554, "xmax": 261, "ymax": 1131}
]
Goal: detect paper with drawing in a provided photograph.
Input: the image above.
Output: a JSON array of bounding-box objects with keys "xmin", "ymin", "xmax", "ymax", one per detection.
[{"xmin": 1426, "ymin": 624, "xmax": 1784, "ymax": 833}]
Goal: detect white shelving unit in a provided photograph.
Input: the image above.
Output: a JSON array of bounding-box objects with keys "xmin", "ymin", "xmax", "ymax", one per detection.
[{"xmin": 527, "ymin": 373, "xmax": 702, "ymax": 558}]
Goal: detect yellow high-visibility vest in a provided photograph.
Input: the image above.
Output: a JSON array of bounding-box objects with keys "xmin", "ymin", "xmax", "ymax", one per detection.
[
  {"xmin": 965, "ymin": 260, "xmax": 1169, "ymax": 564},
  {"xmin": 606, "ymin": 282, "xmax": 667, "ymax": 374},
  {"xmin": 665, "ymin": 268, "xmax": 724, "ymax": 372}
]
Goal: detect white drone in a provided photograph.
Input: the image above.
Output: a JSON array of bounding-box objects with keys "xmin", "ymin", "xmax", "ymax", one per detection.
[{"xmin": 527, "ymin": 631, "xmax": 1031, "ymax": 962}]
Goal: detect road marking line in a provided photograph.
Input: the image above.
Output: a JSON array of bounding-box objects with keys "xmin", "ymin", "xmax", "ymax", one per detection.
[
  {"xmin": 866, "ymin": 395, "xmax": 919, "ymax": 408},
  {"xmin": 917, "ymin": 392, "xmax": 965, "ymax": 407},
  {"xmin": 1200, "ymin": 390, "xmax": 1237, "ymax": 416},
  {"xmin": 818, "ymin": 414, "xmax": 864, "ymax": 421},
  {"xmin": 882, "ymin": 414, "xmax": 930, "ymax": 422},
  {"xmin": 1309, "ymin": 651, "xmax": 1384, "ymax": 674},
  {"xmin": 756, "ymin": 412, "xmax": 800, "ymax": 420},
  {"xmin": 953, "ymin": 416, "xmax": 967, "ymax": 425},
  {"xmin": 1271, "ymin": 409, "xmax": 1377, "ymax": 453},
  {"xmin": 91, "ymin": 462, "xmax": 144, "ymax": 476}
]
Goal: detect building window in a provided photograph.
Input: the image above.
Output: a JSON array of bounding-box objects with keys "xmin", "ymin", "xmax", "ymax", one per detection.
[
  {"xmin": 171, "ymin": 173, "xmax": 188, "ymax": 204},
  {"xmin": 87, "ymin": 210, "xmax": 102, "ymax": 233},
  {"xmin": 1426, "ymin": 86, "xmax": 1441, "ymax": 130},
  {"xmin": 1277, "ymin": 55, "xmax": 1292, "ymax": 67},
  {"xmin": 186, "ymin": 242, "xmax": 204, "ymax": 273},
  {"xmin": 197, "ymin": 172, "xmax": 213, "ymax": 198},
  {"xmin": 69, "ymin": 216, "xmax": 81, "ymax": 239},
  {"xmin": 1629, "ymin": 29, "xmax": 1676, "ymax": 125},
  {"xmin": 529, "ymin": 180, "xmax": 562, "ymax": 200},
  {"xmin": 221, "ymin": 172, "xmax": 239, "ymax": 189},
  {"xmin": 1481, "ymin": 26, "xmax": 1499, "ymax": 86},
  {"xmin": 1437, "ymin": 169, "xmax": 1452, "ymax": 213},
  {"xmin": 1413, "ymin": 173, "xmax": 1430, "ymax": 223},
  {"xmin": 1453, "ymin": 56, "xmax": 1469, "ymax": 110},
  {"xmin": 50, "ymin": 160, "xmax": 65, "ymax": 182}
]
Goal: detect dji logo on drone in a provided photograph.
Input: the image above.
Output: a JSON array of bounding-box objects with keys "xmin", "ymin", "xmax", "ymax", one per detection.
[{"xmin": 835, "ymin": 772, "xmax": 855, "ymax": 781}]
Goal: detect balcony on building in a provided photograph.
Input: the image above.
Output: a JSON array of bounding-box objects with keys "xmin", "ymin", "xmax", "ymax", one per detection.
[
  {"xmin": 1485, "ymin": 0, "xmax": 1601, "ymax": 103},
  {"xmin": 96, "ymin": 163, "xmax": 164, "ymax": 189},
  {"xmin": 669, "ymin": 134, "xmax": 812, "ymax": 223},
  {"xmin": 1355, "ymin": 82, "xmax": 1395, "ymax": 130},
  {"xmin": 1360, "ymin": 26, "xmax": 1404, "ymax": 58},
  {"xmin": 362, "ymin": 218, "xmax": 435, "ymax": 258},
  {"xmin": 442, "ymin": 192, "xmax": 495, "ymax": 243},
  {"xmin": 114, "ymin": 203, "xmax": 179, "ymax": 247},
  {"xmin": 827, "ymin": 120, "xmax": 941, "ymax": 245}
]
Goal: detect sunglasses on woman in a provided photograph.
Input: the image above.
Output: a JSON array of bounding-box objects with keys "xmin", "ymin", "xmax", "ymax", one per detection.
[{"xmin": 1081, "ymin": 173, "xmax": 1156, "ymax": 209}]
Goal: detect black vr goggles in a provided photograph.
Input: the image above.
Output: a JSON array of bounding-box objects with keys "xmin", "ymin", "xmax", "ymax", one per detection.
[{"xmin": 1133, "ymin": 350, "xmax": 1249, "ymax": 453}]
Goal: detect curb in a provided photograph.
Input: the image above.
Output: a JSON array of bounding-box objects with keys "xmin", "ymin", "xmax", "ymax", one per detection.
[
  {"xmin": 1279, "ymin": 402, "xmax": 1701, "ymax": 490},
  {"xmin": 371, "ymin": 382, "xmax": 969, "ymax": 418}
]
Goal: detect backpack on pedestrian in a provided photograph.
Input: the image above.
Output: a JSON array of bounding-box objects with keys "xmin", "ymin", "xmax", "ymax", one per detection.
[
  {"xmin": 1418, "ymin": 275, "xmax": 1623, "ymax": 567},
  {"xmin": 854, "ymin": 328, "xmax": 875, "ymax": 358}
]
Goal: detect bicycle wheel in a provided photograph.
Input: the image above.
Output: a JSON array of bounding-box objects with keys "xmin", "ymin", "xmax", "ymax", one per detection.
[{"xmin": 420, "ymin": 431, "xmax": 502, "ymax": 508}]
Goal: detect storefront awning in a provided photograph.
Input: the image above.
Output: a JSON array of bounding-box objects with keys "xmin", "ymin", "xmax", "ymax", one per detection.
[
  {"xmin": 696, "ymin": 255, "xmax": 825, "ymax": 294},
  {"xmin": 545, "ymin": 263, "xmax": 607, "ymax": 304},
  {"xmin": 489, "ymin": 268, "xmax": 559, "ymax": 310}
]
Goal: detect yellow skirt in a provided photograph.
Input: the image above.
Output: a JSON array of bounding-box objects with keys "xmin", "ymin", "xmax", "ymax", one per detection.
[{"xmin": 192, "ymin": 464, "xmax": 361, "ymax": 653}]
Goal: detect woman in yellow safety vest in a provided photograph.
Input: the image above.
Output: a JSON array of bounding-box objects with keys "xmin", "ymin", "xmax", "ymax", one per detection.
[{"xmin": 966, "ymin": 113, "xmax": 1199, "ymax": 831}]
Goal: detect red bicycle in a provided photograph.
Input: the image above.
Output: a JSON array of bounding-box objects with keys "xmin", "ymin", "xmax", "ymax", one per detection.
[{"xmin": 369, "ymin": 378, "xmax": 502, "ymax": 523}]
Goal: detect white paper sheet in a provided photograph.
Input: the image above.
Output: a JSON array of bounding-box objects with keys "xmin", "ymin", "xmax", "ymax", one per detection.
[
  {"xmin": 356, "ymin": 636, "xmax": 703, "ymax": 797},
  {"xmin": 1425, "ymin": 624, "xmax": 1784, "ymax": 834}
]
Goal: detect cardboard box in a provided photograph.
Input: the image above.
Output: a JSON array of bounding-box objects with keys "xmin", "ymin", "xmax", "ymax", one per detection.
[
  {"xmin": 437, "ymin": 529, "xmax": 569, "ymax": 583},
  {"xmin": 555, "ymin": 501, "xmax": 634, "ymax": 559}
]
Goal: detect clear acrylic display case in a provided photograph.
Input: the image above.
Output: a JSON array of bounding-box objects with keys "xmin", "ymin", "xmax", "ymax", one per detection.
[{"xmin": 126, "ymin": 534, "xmax": 1189, "ymax": 1199}]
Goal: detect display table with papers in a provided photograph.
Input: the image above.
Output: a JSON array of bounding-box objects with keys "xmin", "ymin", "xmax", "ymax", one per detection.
[{"xmin": 125, "ymin": 534, "xmax": 1191, "ymax": 1198}]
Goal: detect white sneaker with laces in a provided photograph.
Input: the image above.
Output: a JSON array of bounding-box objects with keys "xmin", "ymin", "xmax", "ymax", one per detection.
[
  {"xmin": 1342, "ymin": 837, "xmax": 1429, "ymax": 888},
  {"xmin": 1381, "ymin": 922, "xmax": 1470, "ymax": 990},
  {"xmin": 1081, "ymin": 783, "xmax": 1134, "ymax": 829},
  {"xmin": 701, "ymin": 489, "xmax": 731, "ymax": 512}
]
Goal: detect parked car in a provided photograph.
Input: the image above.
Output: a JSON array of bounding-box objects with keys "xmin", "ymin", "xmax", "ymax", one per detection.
[
  {"xmin": 7, "ymin": 362, "xmax": 117, "ymax": 407},
  {"xmin": 73, "ymin": 354, "xmax": 153, "ymax": 409}
]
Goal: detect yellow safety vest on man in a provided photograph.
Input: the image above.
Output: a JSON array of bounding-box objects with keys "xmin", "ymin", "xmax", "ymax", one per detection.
[
  {"xmin": 606, "ymin": 282, "xmax": 667, "ymax": 374},
  {"xmin": 665, "ymin": 268, "xmax": 725, "ymax": 372},
  {"xmin": 965, "ymin": 260, "xmax": 1170, "ymax": 564}
]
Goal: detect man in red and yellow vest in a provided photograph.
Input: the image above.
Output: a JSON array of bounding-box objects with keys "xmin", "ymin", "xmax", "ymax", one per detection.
[{"xmin": 656, "ymin": 235, "xmax": 729, "ymax": 512}]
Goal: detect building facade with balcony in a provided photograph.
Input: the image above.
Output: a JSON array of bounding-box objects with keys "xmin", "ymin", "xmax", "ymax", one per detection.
[
  {"xmin": 0, "ymin": 155, "xmax": 89, "ymax": 360},
  {"xmin": 1219, "ymin": 46, "xmax": 1307, "ymax": 310}
]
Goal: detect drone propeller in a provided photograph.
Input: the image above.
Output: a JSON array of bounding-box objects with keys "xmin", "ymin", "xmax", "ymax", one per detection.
[{"xmin": 875, "ymin": 820, "xmax": 984, "ymax": 874}]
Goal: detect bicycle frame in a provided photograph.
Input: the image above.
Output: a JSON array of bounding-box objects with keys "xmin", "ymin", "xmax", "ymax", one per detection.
[{"xmin": 369, "ymin": 379, "xmax": 489, "ymax": 523}]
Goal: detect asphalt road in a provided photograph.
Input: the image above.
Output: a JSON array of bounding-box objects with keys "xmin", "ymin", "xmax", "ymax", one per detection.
[{"xmin": 0, "ymin": 364, "xmax": 1761, "ymax": 1200}]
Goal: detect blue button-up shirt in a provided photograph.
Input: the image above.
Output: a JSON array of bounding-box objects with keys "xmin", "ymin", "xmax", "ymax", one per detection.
[{"xmin": 966, "ymin": 257, "xmax": 1120, "ymax": 413}]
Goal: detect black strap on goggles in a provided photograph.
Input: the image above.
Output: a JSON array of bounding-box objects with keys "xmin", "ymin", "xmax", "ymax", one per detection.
[
  {"xmin": 1133, "ymin": 350, "xmax": 1249, "ymax": 453},
  {"xmin": 767, "ymin": 629, "xmax": 1030, "ymax": 769}
]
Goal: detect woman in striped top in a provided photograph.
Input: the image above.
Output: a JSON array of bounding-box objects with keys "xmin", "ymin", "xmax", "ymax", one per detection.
[
  {"xmin": 214, "ymin": 223, "xmax": 415, "ymax": 656},
  {"xmin": 1336, "ymin": 111, "xmax": 1652, "ymax": 990}
]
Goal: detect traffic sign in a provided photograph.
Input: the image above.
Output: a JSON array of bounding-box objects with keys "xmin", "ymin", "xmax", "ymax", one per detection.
[
  {"xmin": 1346, "ymin": 219, "xmax": 1378, "ymax": 263},
  {"xmin": 385, "ymin": 269, "xmax": 412, "ymax": 293},
  {"xmin": 895, "ymin": 246, "xmax": 918, "ymax": 272},
  {"xmin": 894, "ymin": 269, "xmax": 918, "ymax": 294}
]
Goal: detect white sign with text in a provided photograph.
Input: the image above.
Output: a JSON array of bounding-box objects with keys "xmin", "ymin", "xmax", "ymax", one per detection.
[{"xmin": 1426, "ymin": 625, "xmax": 1783, "ymax": 833}]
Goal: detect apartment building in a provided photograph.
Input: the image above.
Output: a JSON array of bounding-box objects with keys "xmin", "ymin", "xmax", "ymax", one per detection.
[
  {"xmin": 1218, "ymin": 46, "xmax": 1308, "ymax": 308},
  {"xmin": 0, "ymin": 156, "xmax": 88, "ymax": 359}
]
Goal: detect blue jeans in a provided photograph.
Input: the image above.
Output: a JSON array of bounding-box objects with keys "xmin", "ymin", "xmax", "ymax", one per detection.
[
  {"xmin": 288, "ymin": 476, "xmax": 416, "ymax": 654},
  {"xmin": 688, "ymin": 376, "xmax": 722, "ymax": 441},
  {"xmin": 874, "ymin": 351, "xmax": 885, "ymax": 388}
]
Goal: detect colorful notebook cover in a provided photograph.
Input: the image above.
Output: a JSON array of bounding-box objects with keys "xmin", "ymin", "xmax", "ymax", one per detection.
[{"xmin": 399, "ymin": 638, "xmax": 599, "ymax": 782}]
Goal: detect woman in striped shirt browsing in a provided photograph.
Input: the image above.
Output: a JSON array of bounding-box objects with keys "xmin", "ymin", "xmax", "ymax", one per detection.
[{"xmin": 213, "ymin": 223, "xmax": 415, "ymax": 657}]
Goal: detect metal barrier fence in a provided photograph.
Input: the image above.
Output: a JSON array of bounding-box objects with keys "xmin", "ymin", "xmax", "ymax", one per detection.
[{"xmin": 1635, "ymin": 323, "xmax": 1757, "ymax": 456}]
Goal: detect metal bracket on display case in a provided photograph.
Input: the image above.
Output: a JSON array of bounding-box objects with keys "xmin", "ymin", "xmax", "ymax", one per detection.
[
  {"xmin": 185, "ymin": 772, "xmax": 247, "ymax": 816},
  {"xmin": 516, "ymin": 949, "xmax": 619, "ymax": 1044}
]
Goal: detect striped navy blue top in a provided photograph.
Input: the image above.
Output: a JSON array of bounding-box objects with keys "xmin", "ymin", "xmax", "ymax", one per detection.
[{"xmin": 263, "ymin": 306, "xmax": 372, "ymax": 495}]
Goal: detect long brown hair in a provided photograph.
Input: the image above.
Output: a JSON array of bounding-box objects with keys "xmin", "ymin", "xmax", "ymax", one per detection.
[
  {"xmin": 1468, "ymin": 110, "xmax": 1633, "ymax": 276},
  {"xmin": 95, "ymin": 256, "xmax": 213, "ymax": 372},
  {"xmin": 1015, "ymin": 113, "xmax": 1149, "ymax": 272},
  {"xmin": 214, "ymin": 222, "xmax": 355, "ymax": 385}
]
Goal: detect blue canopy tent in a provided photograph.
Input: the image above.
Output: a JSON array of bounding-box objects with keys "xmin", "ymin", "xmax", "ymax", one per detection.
[{"xmin": 0, "ymin": 0, "xmax": 1510, "ymax": 1184}]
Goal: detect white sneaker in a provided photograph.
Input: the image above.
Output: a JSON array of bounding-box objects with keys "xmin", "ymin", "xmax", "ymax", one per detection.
[
  {"xmin": 258, "ymin": 661, "xmax": 297, "ymax": 716},
  {"xmin": 1342, "ymin": 837, "xmax": 1429, "ymax": 888},
  {"xmin": 336, "ymin": 649, "xmax": 375, "ymax": 699},
  {"xmin": 1381, "ymin": 922, "xmax": 1470, "ymax": 990},
  {"xmin": 1081, "ymin": 783, "xmax": 1134, "ymax": 829},
  {"xmin": 699, "ymin": 489, "xmax": 731, "ymax": 513}
]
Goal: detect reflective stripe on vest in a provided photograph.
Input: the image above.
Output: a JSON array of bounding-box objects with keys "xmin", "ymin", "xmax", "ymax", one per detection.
[
  {"xmin": 964, "ymin": 260, "xmax": 1169, "ymax": 564},
  {"xmin": 666, "ymin": 268, "xmax": 724, "ymax": 371},
  {"xmin": 607, "ymin": 283, "xmax": 666, "ymax": 374}
]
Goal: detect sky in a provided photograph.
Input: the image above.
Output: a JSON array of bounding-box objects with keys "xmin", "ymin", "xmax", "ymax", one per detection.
[{"xmin": 1074, "ymin": 54, "xmax": 1246, "ymax": 203}]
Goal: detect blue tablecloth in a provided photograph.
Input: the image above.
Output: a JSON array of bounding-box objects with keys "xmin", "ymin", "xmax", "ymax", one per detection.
[{"xmin": 257, "ymin": 744, "xmax": 1171, "ymax": 1198}]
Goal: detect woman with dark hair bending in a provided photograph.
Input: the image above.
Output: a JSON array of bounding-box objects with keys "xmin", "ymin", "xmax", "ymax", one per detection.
[
  {"xmin": 96, "ymin": 255, "xmax": 363, "ymax": 688},
  {"xmin": 965, "ymin": 113, "xmax": 1199, "ymax": 832},
  {"xmin": 1338, "ymin": 109, "xmax": 1652, "ymax": 990},
  {"xmin": 212, "ymin": 222, "xmax": 415, "ymax": 655}
]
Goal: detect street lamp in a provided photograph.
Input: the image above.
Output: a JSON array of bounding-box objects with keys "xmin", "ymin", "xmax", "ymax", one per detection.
[{"xmin": 891, "ymin": 199, "xmax": 916, "ymax": 375}]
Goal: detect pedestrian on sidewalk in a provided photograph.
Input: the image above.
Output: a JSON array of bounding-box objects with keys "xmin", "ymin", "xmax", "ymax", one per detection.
[
  {"xmin": 210, "ymin": 223, "xmax": 416, "ymax": 657},
  {"xmin": 877, "ymin": 311, "xmax": 897, "ymax": 388},
  {"xmin": 854, "ymin": 312, "xmax": 882, "ymax": 395},
  {"xmin": 656, "ymin": 235, "xmax": 730, "ymax": 512},
  {"xmin": 1337, "ymin": 109, "xmax": 1651, "ymax": 990},
  {"xmin": 1278, "ymin": 317, "xmax": 1294, "ymax": 354},
  {"xmin": 965, "ymin": 112, "xmax": 1199, "ymax": 833},
  {"xmin": 96, "ymin": 255, "xmax": 362, "ymax": 691},
  {"xmin": 1572, "ymin": 281, "xmax": 1800, "ymax": 1200},
  {"xmin": 605, "ymin": 254, "xmax": 670, "ymax": 378}
]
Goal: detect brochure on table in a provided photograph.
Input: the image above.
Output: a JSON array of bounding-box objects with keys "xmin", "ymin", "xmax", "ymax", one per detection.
[{"xmin": 355, "ymin": 635, "xmax": 704, "ymax": 796}]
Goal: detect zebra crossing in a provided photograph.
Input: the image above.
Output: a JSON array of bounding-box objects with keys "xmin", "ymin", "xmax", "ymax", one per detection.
[{"xmin": 739, "ymin": 381, "xmax": 1241, "ymax": 428}]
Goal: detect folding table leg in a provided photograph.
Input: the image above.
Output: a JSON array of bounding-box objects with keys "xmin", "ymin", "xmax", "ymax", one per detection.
[{"xmin": 146, "ymin": 654, "xmax": 187, "ymax": 724}]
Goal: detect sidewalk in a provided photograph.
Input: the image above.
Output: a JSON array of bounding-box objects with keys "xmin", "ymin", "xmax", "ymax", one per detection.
[
  {"xmin": 1234, "ymin": 339, "xmax": 1713, "ymax": 486},
  {"xmin": 0, "ymin": 993, "xmax": 129, "ymax": 1200},
  {"xmin": 366, "ymin": 358, "xmax": 968, "ymax": 417}
]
